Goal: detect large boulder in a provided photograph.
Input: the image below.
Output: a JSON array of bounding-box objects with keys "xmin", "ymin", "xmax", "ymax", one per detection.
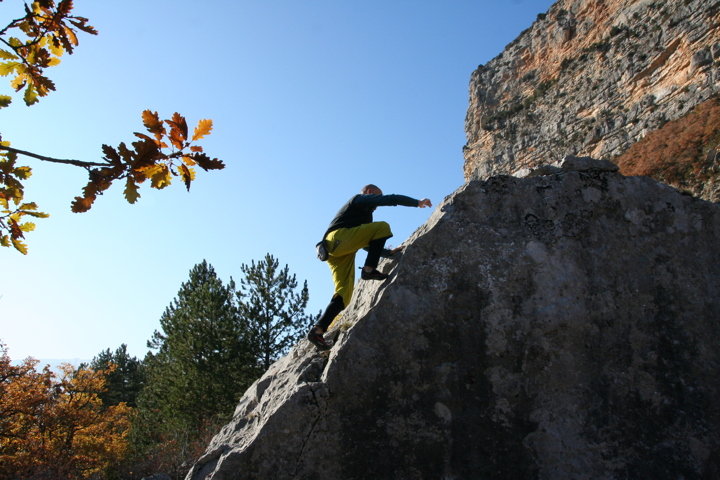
[{"xmin": 187, "ymin": 158, "xmax": 720, "ymax": 480}]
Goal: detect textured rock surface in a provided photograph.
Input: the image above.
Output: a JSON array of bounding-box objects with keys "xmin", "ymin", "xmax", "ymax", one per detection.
[
  {"xmin": 463, "ymin": 0, "xmax": 720, "ymax": 195},
  {"xmin": 186, "ymin": 158, "xmax": 720, "ymax": 480}
]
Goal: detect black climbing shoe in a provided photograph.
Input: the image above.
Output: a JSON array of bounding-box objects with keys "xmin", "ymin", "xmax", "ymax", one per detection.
[
  {"xmin": 360, "ymin": 268, "xmax": 388, "ymax": 281},
  {"xmin": 308, "ymin": 329, "xmax": 331, "ymax": 350}
]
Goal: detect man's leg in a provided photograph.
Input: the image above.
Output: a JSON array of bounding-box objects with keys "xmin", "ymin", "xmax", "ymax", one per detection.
[
  {"xmin": 330, "ymin": 222, "xmax": 393, "ymax": 278},
  {"xmin": 361, "ymin": 236, "xmax": 390, "ymax": 278},
  {"xmin": 308, "ymin": 222, "xmax": 393, "ymax": 349},
  {"xmin": 330, "ymin": 222, "xmax": 392, "ymax": 258},
  {"xmin": 316, "ymin": 295, "xmax": 345, "ymax": 332},
  {"xmin": 307, "ymin": 252, "xmax": 355, "ymax": 350},
  {"xmin": 308, "ymin": 294, "xmax": 344, "ymax": 350}
]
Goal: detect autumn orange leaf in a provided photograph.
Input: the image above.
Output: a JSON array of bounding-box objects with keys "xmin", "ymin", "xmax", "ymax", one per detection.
[
  {"xmin": 0, "ymin": 61, "xmax": 20, "ymax": 76},
  {"xmin": 71, "ymin": 195, "xmax": 93, "ymax": 213},
  {"xmin": 63, "ymin": 26, "xmax": 79, "ymax": 46},
  {"xmin": 168, "ymin": 127, "xmax": 184, "ymax": 150},
  {"xmin": 124, "ymin": 177, "xmax": 140, "ymax": 204},
  {"xmin": 118, "ymin": 142, "xmax": 134, "ymax": 163},
  {"xmin": 0, "ymin": 49, "xmax": 18, "ymax": 60},
  {"xmin": 33, "ymin": 75, "xmax": 56, "ymax": 96},
  {"xmin": 171, "ymin": 112, "xmax": 188, "ymax": 140},
  {"xmin": 179, "ymin": 163, "xmax": 192, "ymax": 191},
  {"xmin": 12, "ymin": 165, "xmax": 31, "ymax": 180},
  {"xmin": 10, "ymin": 74, "xmax": 26, "ymax": 91},
  {"xmin": 142, "ymin": 110, "xmax": 165, "ymax": 138},
  {"xmin": 57, "ymin": 0, "xmax": 74, "ymax": 17},
  {"xmin": 134, "ymin": 132, "xmax": 167, "ymax": 150},
  {"xmin": 193, "ymin": 153, "xmax": 225, "ymax": 171},
  {"xmin": 23, "ymin": 84, "xmax": 38, "ymax": 105},
  {"xmin": 19, "ymin": 221, "xmax": 35, "ymax": 232},
  {"xmin": 69, "ymin": 18, "xmax": 98, "ymax": 36},
  {"xmin": 11, "ymin": 237, "xmax": 27, "ymax": 254},
  {"xmin": 192, "ymin": 119, "xmax": 213, "ymax": 141},
  {"xmin": 102, "ymin": 144, "xmax": 121, "ymax": 165},
  {"xmin": 132, "ymin": 138, "xmax": 161, "ymax": 169},
  {"xmin": 150, "ymin": 165, "xmax": 171, "ymax": 189},
  {"xmin": 8, "ymin": 218, "xmax": 23, "ymax": 238},
  {"xmin": 167, "ymin": 113, "xmax": 188, "ymax": 150}
]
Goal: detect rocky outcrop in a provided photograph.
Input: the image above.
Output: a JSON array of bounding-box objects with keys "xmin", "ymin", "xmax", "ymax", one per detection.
[
  {"xmin": 186, "ymin": 158, "xmax": 720, "ymax": 480},
  {"xmin": 463, "ymin": 0, "xmax": 720, "ymax": 200}
]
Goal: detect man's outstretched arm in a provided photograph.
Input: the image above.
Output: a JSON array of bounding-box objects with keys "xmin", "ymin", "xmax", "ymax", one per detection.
[{"xmin": 353, "ymin": 194, "xmax": 432, "ymax": 208}]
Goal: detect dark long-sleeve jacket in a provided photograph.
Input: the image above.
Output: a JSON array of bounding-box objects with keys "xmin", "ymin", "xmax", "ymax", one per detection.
[{"xmin": 324, "ymin": 193, "xmax": 419, "ymax": 236}]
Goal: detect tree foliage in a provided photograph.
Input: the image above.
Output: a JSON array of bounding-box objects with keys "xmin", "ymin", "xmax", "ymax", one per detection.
[
  {"xmin": 135, "ymin": 261, "xmax": 257, "ymax": 445},
  {"xmin": 0, "ymin": 255, "xmax": 318, "ymax": 477},
  {"xmin": 0, "ymin": 1, "xmax": 225, "ymax": 254},
  {"xmin": 0, "ymin": 341, "xmax": 132, "ymax": 480},
  {"xmin": 237, "ymin": 253, "xmax": 317, "ymax": 371},
  {"xmin": 616, "ymin": 96, "xmax": 720, "ymax": 193},
  {"xmin": 125, "ymin": 257, "xmax": 318, "ymax": 475},
  {"xmin": 85, "ymin": 343, "xmax": 144, "ymax": 409}
]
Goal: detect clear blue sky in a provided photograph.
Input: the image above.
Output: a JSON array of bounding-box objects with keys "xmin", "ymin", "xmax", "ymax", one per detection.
[{"xmin": 1, "ymin": 0, "xmax": 555, "ymax": 362}]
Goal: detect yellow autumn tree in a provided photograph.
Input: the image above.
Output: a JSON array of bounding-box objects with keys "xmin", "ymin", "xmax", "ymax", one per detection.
[
  {"xmin": 0, "ymin": 345, "xmax": 51, "ymax": 475},
  {"xmin": 0, "ymin": 342, "xmax": 132, "ymax": 479},
  {"xmin": 0, "ymin": 0, "xmax": 225, "ymax": 254}
]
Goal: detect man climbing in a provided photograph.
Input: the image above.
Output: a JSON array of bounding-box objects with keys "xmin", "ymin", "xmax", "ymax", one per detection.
[{"xmin": 308, "ymin": 184, "xmax": 432, "ymax": 350}]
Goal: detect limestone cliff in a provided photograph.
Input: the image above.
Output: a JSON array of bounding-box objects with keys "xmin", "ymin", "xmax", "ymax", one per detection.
[
  {"xmin": 463, "ymin": 0, "xmax": 720, "ymax": 201},
  {"xmin": 186, "ymin": 158, "xmax": 720, "ymax": 480}
]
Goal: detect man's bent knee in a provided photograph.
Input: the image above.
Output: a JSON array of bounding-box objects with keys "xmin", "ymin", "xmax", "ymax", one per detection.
[{"xmin": 371, "ymin": 221, "xmax": 392, "ymax": 239}]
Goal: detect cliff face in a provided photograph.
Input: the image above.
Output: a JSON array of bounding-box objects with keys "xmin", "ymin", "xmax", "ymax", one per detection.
[
  {"xmin": 186, "ymin": 158, "xmax": 720, "ymax": 480},
  {"xmin": 463, "ymin": 0, "xmax": 720, "ymax": 200}
]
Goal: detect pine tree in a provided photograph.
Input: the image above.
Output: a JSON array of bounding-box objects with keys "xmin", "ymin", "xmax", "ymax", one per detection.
[
  {"xmin": 85, "ymin": 344, "xmax": 144, "ymax": 408},
  {"xmin": 237, "ymin": 254, "xmax": 318, "ymax": 371},
  {"xmin": 135, "ymin": 260, "xmax": 257, "ymax": 441}
]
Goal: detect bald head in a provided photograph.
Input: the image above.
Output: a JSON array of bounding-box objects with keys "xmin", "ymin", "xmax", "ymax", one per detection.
[{"xmin": 361, "ymin": 184, "xmax": 383, "ymax": 195}]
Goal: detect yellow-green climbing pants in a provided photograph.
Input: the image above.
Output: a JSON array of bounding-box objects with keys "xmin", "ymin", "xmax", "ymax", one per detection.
[{"xmin": 325, "ymin": 221, "xmax": 392, "ymax": 306}]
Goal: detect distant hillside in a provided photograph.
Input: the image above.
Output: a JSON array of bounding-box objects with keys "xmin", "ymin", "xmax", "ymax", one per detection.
[{"xmin": 37, "ymin": 358, "xmax": 88, "ymax": 373}]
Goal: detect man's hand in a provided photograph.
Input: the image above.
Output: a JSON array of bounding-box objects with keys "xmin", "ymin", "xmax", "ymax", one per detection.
[{"xmin": 418, "ymin": 198, "xmax": 432, "ymax": 208}]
